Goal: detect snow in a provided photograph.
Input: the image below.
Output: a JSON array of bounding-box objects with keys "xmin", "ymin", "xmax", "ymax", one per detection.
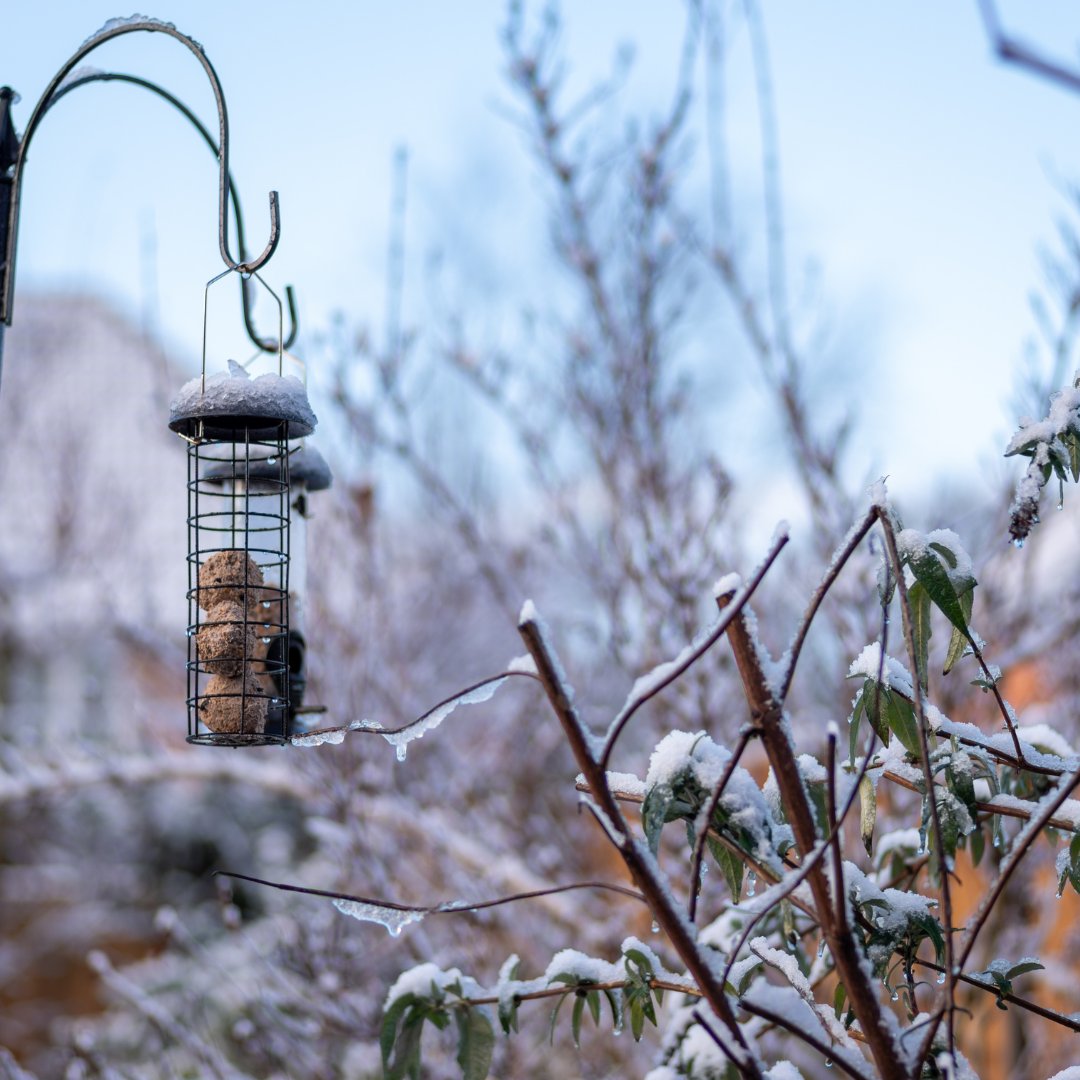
[
  {"xmin": 765, "ymin": 1065, "xmax": 805, "ymax": 1080},
  {"xmin": 645, "ymin": 730, "xmax": 790, "ymax": 870},
  {"xmin": 292, "ymin": 728, "xmax": 346, "ymax": 747},
  {"xmin": 602, "ymin": 771, "xmax": 647, "ymax": 798},
  {"xmin": 332, "ymin": 898, "xmax": 426, "ymax": 937},
  {"xmin": 848, "ymin": 643, "xmax": 914, "ymax": 698},
  {"xmin": 81, "ymin": 15, "xmax": 181, "ymax": 50},
  {"xmin": 384, "ymin": 962, "xmax": 481, "ymax": 1008},
  {"xmin": 381, "ymin": 678, "xmax": 506, "ymax": 761},
  {"xmin": 713, "ymin": 571, "xmax": 742, "ymax": 598},
  {"xmin": 1047, "ymin": 1068, "xmax": 1080, "ymax": 1080},
  {"xmin": 1005, "ymin": 382, "xmax": 1080, "ymax": 456},
  {"xmin": 505, "ymin": 653, "xmax": 538, "ymax": 676},
  {"xmin": 544, "ymin": 948, "xmax": 623, "ymax": 985},
  {"xmin": 169, "ymin": 363, "xmax": 317, "ymax": 438}
]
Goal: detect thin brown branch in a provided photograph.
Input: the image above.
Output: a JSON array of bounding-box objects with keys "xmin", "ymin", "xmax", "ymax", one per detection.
[
  {"xmin": 719, "ymin": 588, "xmax": 906, "ymax": 1080},
  {"xmin": 290, "ymin": 669, "xmax": 540, "ymax": 746},
  {"xmin": 977, "ymin": 0, "xmax": 1080, "ymax": 96},
  {"xmin": 215, "ymin": 871, "xmax": 645, "ymax": 916},
  {"xmin": 958, "ymin": 766, "xmax": 1080, "ymax": 971},
  {"xmin": 877, "ymin": 511, "xmax": 958, "ymax": 1063},
  {"xmin": 913, "ymin": 958, "xmax": 1080, "ymax": 1033},
  {"xmin": 519, "ymin": 606, "xmax": 764, "ymax": 1079},
  {"xmin": 778, "ymin": 508, "xmax": 878, "ymax": 700},
  {"xmin": 599, "ymin": 528, "xmax": 789, "ymax": 770},
  {"xmin": 688, "ymin": 726, "xmax": 756, "ymax": 922}
]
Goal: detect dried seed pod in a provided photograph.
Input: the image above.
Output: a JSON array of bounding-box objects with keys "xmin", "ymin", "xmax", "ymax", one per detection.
[
  {"xmin": 198, "ymin": 671, "xmax": 269, "ymax": 734},
  {"xmin": 197, "ymin": 550, "xmax": 265, "ymax": 610},
  {"xmin": 195, "ymin": 600, "xmax": 254, "ymax": 677}
]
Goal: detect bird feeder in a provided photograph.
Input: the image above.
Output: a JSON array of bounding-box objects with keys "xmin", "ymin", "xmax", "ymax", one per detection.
[{"xmin": 169, "ymin": 270, "xmax": 317, "ymax": 747}]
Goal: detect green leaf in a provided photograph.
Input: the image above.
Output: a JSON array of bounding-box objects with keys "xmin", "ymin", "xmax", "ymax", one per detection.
[
  {"xmin": 571, "ymin": 995, "xmax": 585, "ymax": 1048},
  {"xmin": 908, "ymin": 581, "xmax": 932, "ymax": 693},
  {"xmin": 943, "ymin": 591, "xmax": 975, "ymax": 676},
  {"xmin": 382, "ymin": 993, "xmax": 423, "ymax": 1080},
  {"xmin": 708, "ymin": 836, "xmax": 744, "ymax": 902},
  {"xmin": 906, "ymin": 544, "xmax": 971, "ymax": 641},
  {"xmin": 630, "ymin": 996, "xmax": 645, "ymax": 1041},
  {"xmin": 1065, "ymin": 430, "xmax": 1080, "ymax": 482},
  {"xmin": 860, "ymin": 775, "xmax": 877, "ymax": 857},
  {"xmin": 1006, "ymin": 960, "xmax": 1044, "ymax": 980},
  {"xmin": 586, "ymin": 989, "xmax": 601, "ymax": 1026},
  {"xmin": 642, "ymin": 784, "xmax": 674, "ymax": 854},
  {"xmin": 970, "ymin": 824, "xmax": 985, "ymax": 867},
  {"xmin": 833, "ymin": 982, "xmax": 846, "ymax": 1020},
  {"xmin": 886, "ymin": 690, "xmax": 921, "ymax": 756},
  {"xmin": 455, "ymin": 1008, "xmax": 494, "ymax": 1080}
]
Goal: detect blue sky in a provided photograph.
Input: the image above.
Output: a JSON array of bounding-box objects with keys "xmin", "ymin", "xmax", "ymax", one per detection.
[{"xmin": 5, "ymin": 2, "xmax": 1080, "ymax": 511}]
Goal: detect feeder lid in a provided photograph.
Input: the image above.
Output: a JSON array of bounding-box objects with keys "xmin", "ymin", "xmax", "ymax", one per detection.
[
  {"xmin": 169, "ymin": 360, "xmax": 317, "ymax": 439},
  {"xmin": 202, "ymin": 442, "xmax": 334, "ymax": 491}
]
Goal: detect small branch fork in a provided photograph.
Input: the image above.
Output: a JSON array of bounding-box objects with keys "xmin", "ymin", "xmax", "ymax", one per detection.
[{"xmin": 977, "ymin": 0, "xmax": 1080, "ymax": 96}]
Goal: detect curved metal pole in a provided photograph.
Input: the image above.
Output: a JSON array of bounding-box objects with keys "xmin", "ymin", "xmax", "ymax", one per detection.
[
  {"xmin": 1, "ymin": 16, "xmax": 280, "ymax": 329},
  {"xmin": 40, "ymin": 69, "xmax": 297, "ymax": 351}
]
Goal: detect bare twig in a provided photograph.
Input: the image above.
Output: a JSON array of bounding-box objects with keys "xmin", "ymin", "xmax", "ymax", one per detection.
[
  {"xmin": 688, "ymin": 726, "xmax": 756, "ymax": 922},
  {"xmin": 977, "ymin": 0, "xmax": 1080, "ymax": 96},
  {"xmin": 877, "ymin": 511, "xmax": 958, "ymax": 1062},
  {"xmin": 599, "ymin": 528, "xmax": 789, "ymax": 770},
  {"xmin": 214, "ymin": 870, "xmax": 644, "ymax": 916},
  {"xmin": 519, "ymin": 605, "xmax": 765, "ymax": 1079}
]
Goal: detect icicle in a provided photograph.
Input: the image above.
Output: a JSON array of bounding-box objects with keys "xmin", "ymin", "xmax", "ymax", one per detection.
[
  {"xmin": 937, "ymin": 971, "xmax": 946, "ymax": 984},
  {"xmin": 746, "ymin": 872, "xmax": 757, "ymax": 897},
  {"xmin": 651, "ymin": 920, "xmax": 660, "ymax": 935}
]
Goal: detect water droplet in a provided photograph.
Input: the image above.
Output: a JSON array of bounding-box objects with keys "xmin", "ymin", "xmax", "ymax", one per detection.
[
  {"xmin": 824, "ymin": 1060, "xmax": 833, "ymax": 1069},
  {"xmin": 992, "ymin": 831, "xmax": 1002, "ymax": 848},
  {"xmin": 1056, "ymin": 888, "xmax": 1064, "ymax": 900},
  {"xmin": 186, "ymin": 628, "xmax": 195, "ymax": 637},
  {"xmin": 651, "ymin": 920, "xmax": 660, "ymax": 935},
  {"xmin": 746, "ymin": 872, "xmax": 757, "ymax": 897},
  {"xmin": 1013, "ymin": 538, "xmax": 1025, "ymax": 549},
  {"xmin": 846, "ymin": 714, "xmax": 854, "ymax": 724},
  {"xmin": 262, "ymin": 601, "xmax": 271, "ymax": 609},
  {"xmin": 890, "ymin": 988, "xmax": 899, "ymax": 1002},
  {"xmin": 262, "ymin": 637, "xmax": 270, "ymax": 644},
  {"xmin": 937, "ymin": 971, "xmax": 946, "ymax": 985},
  {"xmin": 267, "ymin": 457, "xmax": 277, "ymax": 465},
  {"xmin": 395, "ymin": 745, "xmax": 407, "ymax": 762},
  {"xmin": 1058, "ymin": 500, "xmax": 1065, "ymax": 511},
  {"xmin": 817, "ymin": 940, "xmax": 826, "ymax": 958},
  {"xmin": 389, "ymin": 926, "xmax": 402, "ymax": 937}
]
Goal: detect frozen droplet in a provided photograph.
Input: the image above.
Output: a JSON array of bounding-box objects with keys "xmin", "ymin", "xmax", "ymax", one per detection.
[
  {"xmin": 267, "ymin": 457, "xmax": 277, "ymax": 465},
  {"xmin": 186, "ymin": 628, "xmax": 195, "ymax": 637},
  {"xmin": 395, "ymin": 744, "xmax": 407, "ymax": 762},
  {"xmin": 825, "ymin": 1060, "xmax": 833, "ymax": 1069},
  {"xmin": 262, "ymin": 637, "xmax": 270, "ymax": 644},
  {"xmin": 818, "ymin": 940, "xmax": 826, "ymax": 958},
  {"xmin": 746, "ymin": 872, "xmax": 757, "ymax": 897},
  {"xmin": 262, "ymin": 601, "xmax": 271, "ymax": 609},
  {"xmin": 937, "ymin": 971, "xmax": 946, "ymax": 984},
  {"xmin": 700, "ymin": 862, "xmax": 709, "ymax": 877},
  {"xmin": 651, "ymin": 920, "xmax": 660, "ymax": 935},
  {"xmin": 992, "ymin": 831, "xmax": 1002, "ymax": 848},
  {"xmin": 1013, "ymin": 538, "xmax": 1025, "ymax": 549},
  {"xmin": 1056, "ymin": 888, "xmax": 1064, "ymax": 900},
  {"xmin": 847, "ymin": 714, "xmax": 854, "ymax": 724},
  {"xmin": 890, "ymin": 988, "xmax": 899, "ymax": 1001}
]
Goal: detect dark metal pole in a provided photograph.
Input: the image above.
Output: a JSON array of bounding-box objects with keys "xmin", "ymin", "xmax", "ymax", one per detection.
[{"xmin": 0, "ymin": 86, "xmax": 20, "ymax": 392}]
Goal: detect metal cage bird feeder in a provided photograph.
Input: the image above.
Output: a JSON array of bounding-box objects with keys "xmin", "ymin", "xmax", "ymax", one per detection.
[{"xmin": 169, "ymin": 269, "xmax": 317, "ymax": 747}]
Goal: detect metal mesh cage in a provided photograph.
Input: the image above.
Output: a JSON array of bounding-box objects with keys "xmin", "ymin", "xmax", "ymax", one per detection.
[{"xmin": 185, "ymin": 423, "xmax": 291, "ymax": 746}]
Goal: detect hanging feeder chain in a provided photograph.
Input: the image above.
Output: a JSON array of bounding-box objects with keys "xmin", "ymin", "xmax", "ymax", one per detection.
[{"xmin": 0, "ymin": 17, "xmax": 282, "ymax": 333}]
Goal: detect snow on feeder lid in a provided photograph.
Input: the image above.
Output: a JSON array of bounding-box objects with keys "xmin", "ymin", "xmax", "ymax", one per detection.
[{"xmin": 168, "ymin": 358, "xmax": 317, "ymax": 441}]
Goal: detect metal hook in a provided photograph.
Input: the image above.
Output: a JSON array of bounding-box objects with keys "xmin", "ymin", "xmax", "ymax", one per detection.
[
  {"xmin": 32, "ymin": 68, "xmax": 298, "ymax": 353},
  {"xmin": 202, "ymin": 266, "xmax": 285, "ymax": 391},
  {"xmin": 1, "ymin": 17, "xmax": 283, "ymax": 329}
]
